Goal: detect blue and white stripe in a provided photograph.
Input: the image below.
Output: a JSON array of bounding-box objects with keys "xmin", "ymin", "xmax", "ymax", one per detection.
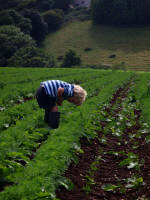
[{"xmin": 41, "ymin": 80, "xmax": 74, "ymax": 100}]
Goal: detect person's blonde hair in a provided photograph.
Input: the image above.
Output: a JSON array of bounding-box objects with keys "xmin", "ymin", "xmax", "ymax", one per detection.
[{"xmin": 73, "ymin": 85, "xmax": 87, "ymax": 105}]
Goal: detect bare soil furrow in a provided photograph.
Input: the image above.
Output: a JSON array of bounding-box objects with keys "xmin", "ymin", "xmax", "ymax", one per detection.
[
  {"xmin": 56, "ymin": 82, "xmax": 133, "ymax": 200},
  {"xmin": 57, "ymin": 79, "xmax": 150, "ymax": 199},
  {"xmin": 63, "ymin": 137, "xmax": 100, "ymax": 188}
]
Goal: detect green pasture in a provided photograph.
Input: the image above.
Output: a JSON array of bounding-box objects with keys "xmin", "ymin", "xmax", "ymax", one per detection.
[
  {"xmin": 44, "ymin": 20, "xmax": 150, "ymax": 71},
  {"xmin": 1, "ymin": 67, "xmax": 150, "ymax": 199}
]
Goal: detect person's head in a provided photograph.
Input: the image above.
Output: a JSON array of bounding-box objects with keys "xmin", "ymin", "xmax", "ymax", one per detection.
[{"xmin": 67, "ymin": 85, "xmax": 87, "ymax": 106}]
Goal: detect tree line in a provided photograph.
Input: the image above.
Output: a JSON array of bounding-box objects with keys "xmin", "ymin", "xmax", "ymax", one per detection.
[
  {"xmin": 0, "ymin": 0, "xmax": 72, "ymax": 67},
  {"xmin": 91, "ymin": 0, "xmax": 150, "ymax": 25},
  {"xmin": 1, "ymin": 0, "xmax": 150, "ymax": 68}
]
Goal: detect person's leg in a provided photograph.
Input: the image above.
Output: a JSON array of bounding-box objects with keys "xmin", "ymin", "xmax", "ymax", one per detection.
[
  {"xmin": 44, "ymin": 109, "xmax": 50, "ymax": 123},
  {"xmin": 48, "ymin": 106, "xmax": 60, "ymax": 129},
  {"xmin": 44, "ymin": 106, "xmax": 58, "ymax": 124},
  {"xmin": 35, "ymin": 86, "xmax": 59, "ymax": 128}
]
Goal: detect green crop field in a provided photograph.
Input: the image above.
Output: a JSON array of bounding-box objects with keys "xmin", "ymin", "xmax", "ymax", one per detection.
[
  {"xmin": 44, "ymin": 20, "xmax": 150, "ymax": 72},
  {"xmin": 1, "ymin": 67, "xmax": 150, "ymax": 199}
]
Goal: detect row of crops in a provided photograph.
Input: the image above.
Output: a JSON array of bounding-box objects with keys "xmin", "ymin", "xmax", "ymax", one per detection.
[
  {"xmin": 56, "ymin": 76, "xmax": 150, "ymax": 199},
  {"xmin": 0, "ymin": 68, "xmax": 150, "ymax": 199}
]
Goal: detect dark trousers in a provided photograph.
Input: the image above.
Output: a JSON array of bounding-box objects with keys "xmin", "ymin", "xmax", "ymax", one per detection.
[{"xmin": 35, "ymin": 87, "xmax": 60, "ymax": 129}]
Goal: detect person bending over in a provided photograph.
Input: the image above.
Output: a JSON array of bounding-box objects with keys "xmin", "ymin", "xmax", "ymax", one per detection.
[{"xmin": 35, "ymin": 80, "xmax": 87, "ymax": 129}]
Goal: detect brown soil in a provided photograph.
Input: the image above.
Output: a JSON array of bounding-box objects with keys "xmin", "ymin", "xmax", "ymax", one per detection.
[{"xmin": 56, "ymin": 81, "xmax": 150, "ymax": 200}]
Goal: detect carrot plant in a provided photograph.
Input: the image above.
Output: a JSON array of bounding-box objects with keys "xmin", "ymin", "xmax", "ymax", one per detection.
[
  {"xmin": 0, "ymin": 69, "xmax": 109, "ymax": 108},
  {"xmin": 0, "ymin": 69, "xmax": 134, "ymax": 200},
  {"xmin": 131, "ymin": 73, "xmax": 150, "ymax": 126}
]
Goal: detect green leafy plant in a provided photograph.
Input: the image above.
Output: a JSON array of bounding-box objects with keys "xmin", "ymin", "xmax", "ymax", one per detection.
[
  {"xmin": 101, "ymin": 184, "xmax": 120, "ymax": 192},
  {"xmin": 125, "ymin": 176, "xmax": 144, "ymax": 189},
  {"xmin": 119, "ymin": 152, "xmax": 140, "ymax": 170},
  {"xmin": 61, "ymin": 49, "xmax": 81, "ymax": 68}
]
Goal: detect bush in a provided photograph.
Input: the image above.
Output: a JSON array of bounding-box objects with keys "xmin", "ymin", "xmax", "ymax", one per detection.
[
  {"xmin": 0, "ymin": 25, "xmax": 36, "ymax": 66},
  {"xmin": 0, "ymin": 10, "xmax": 14, "ymax": 25},
  {"xmin": 42, "ymin": 9, "xmax": 64, "ymax": 31},
  {"xmin": 0, "ymin": 9, "xmax": 32, "ymax": 34},
  {"xmin": 112, "ymin": 62, "xmax": 127, "ymax": 71},
  {"xmin": 7, "ymin": 46, "xmax": 55, "ymax": 68},
  {"xmin": 23, "ymin": 9, "xmax": 47, "ymax": 43},
  {"xmin": 61, "ymin": 49, "xmax": 81, "ymax": 67},
  {"xmin": 17, "ymin": 0, "xmax": 36, "ymax": 10},
  {"xmin": 0, "ymin": 0, "xmax": 20, "ymax": 10},
  {"xmin": 35, "ymin": 0, "xmax": 55, "ymax": 11},
  {"xmin": 17, "ymin": 17, "xmax": 32, "ymax": 34}
]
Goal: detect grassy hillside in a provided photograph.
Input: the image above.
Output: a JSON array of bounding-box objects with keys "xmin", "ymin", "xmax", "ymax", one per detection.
[{"xmin": 44, "ymin": 20, "xmax": 150, "ymax": 71}]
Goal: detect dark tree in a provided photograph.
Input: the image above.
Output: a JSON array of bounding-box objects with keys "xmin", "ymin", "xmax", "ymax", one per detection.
[
  {"xmin": 42, "ymin": 9, "xmax": 64, "ymax": 31},
  {"xmin": 0, "ymin": 9, "xmax": 32, "ymax": 34},
  {"xmin": 91, "ymin": 0, "xmax": 150, "ymax": 25},
  {"xmin": 36, "ymin": 0, "xmax": 55, "ymax": 11},
  {"xmin": 61, "ymin": 49, "xmax": 81, "ymax": 67},
  {"xmin": 8, "ymin": 46, "xmax": 55, "ymax": 68},
  {"xmin": 0, "ymin": 0, "xmax": 19, "ymax": 10},
  {"xmin": 54, "ymin": 0, "xmax": 72, "ymax": 11},
  {"xmin": 23, "ymin": 9, "xmax": 47, "ymax": 43},
  {"xmin": 0, "ymin": 25, "xmax": 35, "ymax": 66}
]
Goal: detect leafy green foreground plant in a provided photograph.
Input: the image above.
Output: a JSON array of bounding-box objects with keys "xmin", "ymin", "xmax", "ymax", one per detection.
[
  {"xmin": 132, "ymin": 73, "xmax": 150, "ymax": 127},
  {"xmin": 119, "ymin": 152, "xmax": 143, "ymax": 170}
]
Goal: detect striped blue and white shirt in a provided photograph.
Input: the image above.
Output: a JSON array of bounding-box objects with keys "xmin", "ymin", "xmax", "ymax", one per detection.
[{"xmin": 41, "ymin": 80, "xmax": 74, "ymax": 100}]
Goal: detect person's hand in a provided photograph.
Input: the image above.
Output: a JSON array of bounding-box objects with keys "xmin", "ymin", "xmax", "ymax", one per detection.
[{"xmin": 51, "ymin": 106, "xmax": 58, "ymax": 112}]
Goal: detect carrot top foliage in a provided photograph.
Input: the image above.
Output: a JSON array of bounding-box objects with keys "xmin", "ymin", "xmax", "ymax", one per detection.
[{"xmin": 1, "ymin": 68, "xmax": 150, "ymax": 199}]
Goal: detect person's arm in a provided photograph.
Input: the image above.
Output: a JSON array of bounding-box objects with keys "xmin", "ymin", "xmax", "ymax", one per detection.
[{"xmin": 57, "ymin": 88, "xmax": 64, "ymax": 106}]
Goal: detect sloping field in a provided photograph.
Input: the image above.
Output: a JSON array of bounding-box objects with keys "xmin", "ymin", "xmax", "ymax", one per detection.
[
  {"xmin": 0, "ymin": 68, "xmax": 150, "ymax": 199},
  {"xmin": 44, "ymin": 20, "xmax": 150, "ymax": 71}
]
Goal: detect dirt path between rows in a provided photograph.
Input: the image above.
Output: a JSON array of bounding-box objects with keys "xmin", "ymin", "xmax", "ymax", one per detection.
[{"xmin": 56, "ymin": 80, "xmax": 150, "ymax": 200}]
